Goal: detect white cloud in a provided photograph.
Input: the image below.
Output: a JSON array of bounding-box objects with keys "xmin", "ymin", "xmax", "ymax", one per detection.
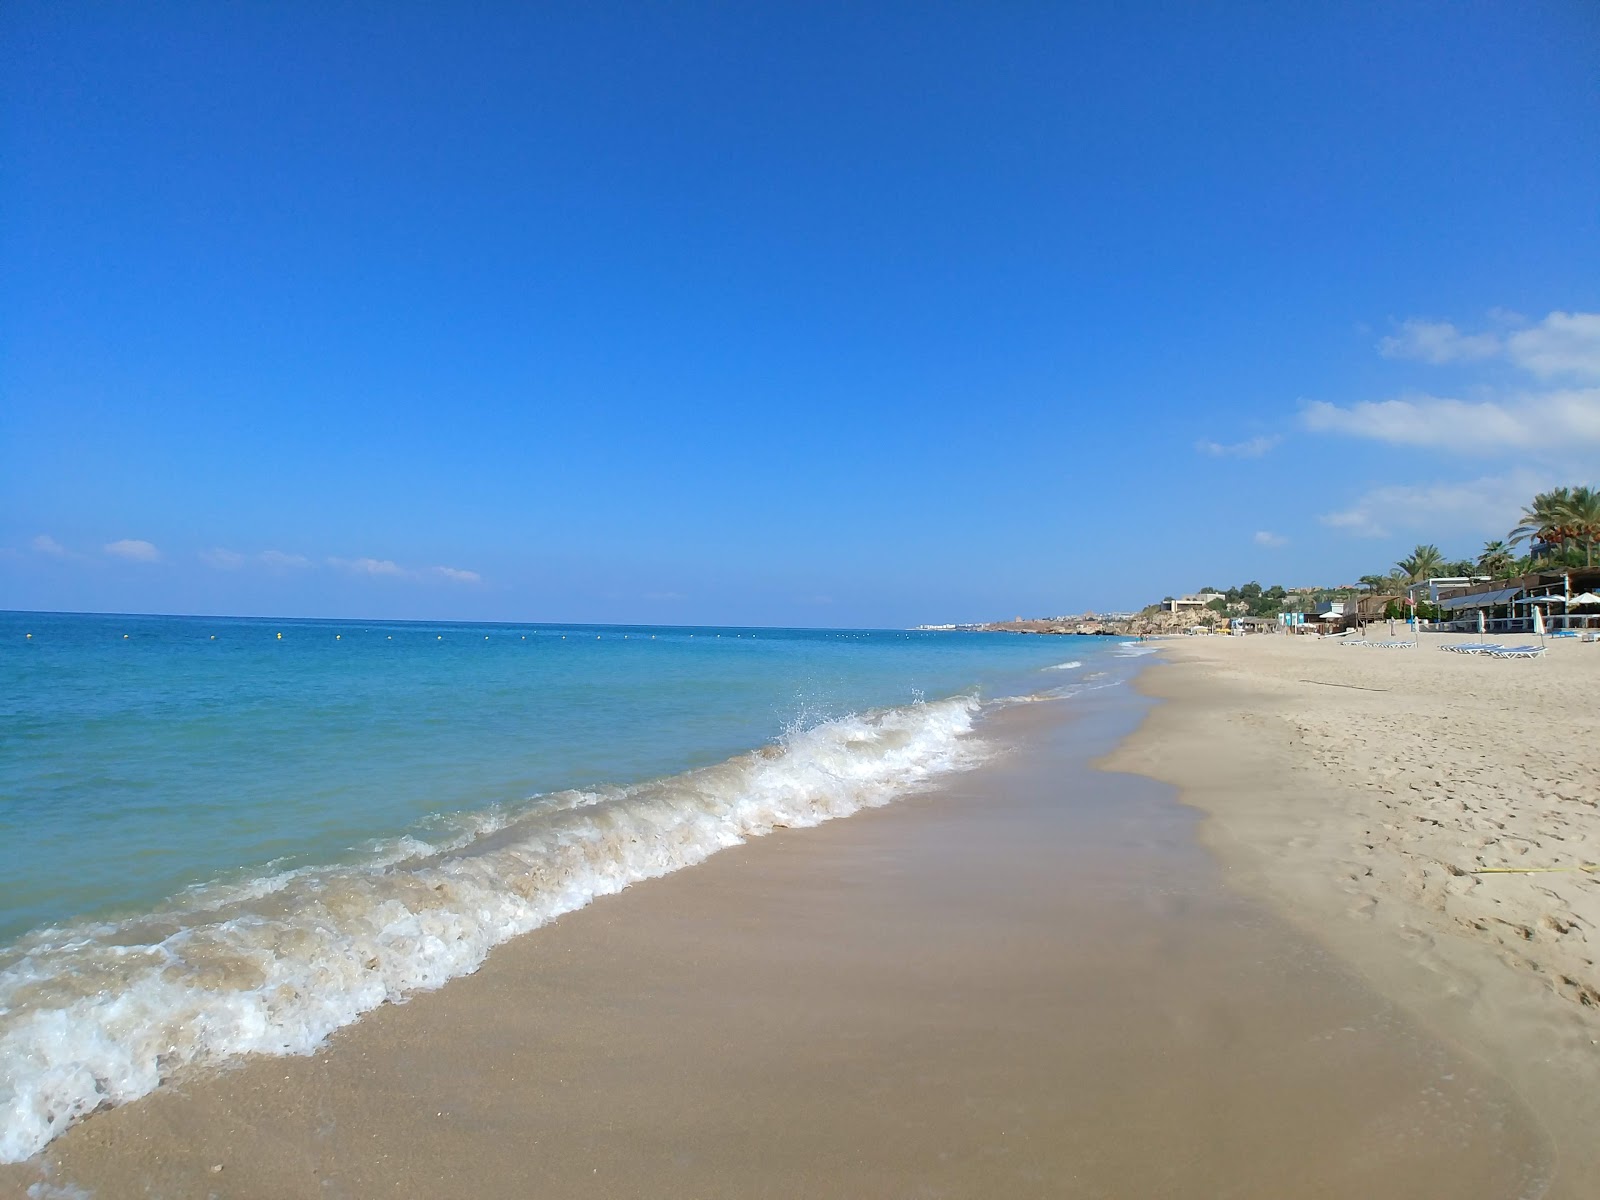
[
  {"xmin": 1379, "ymin": 319, "xmax": 1500, "ymax": 365},
  {"xmin": 329, "ymin": 556, "xmax": 406, "ymax": 577},
  {"xmin": 326, "ymin": 556, "xmax": 480, "ymax": 582},
  {"xmin": 1317, "ymin": 469, "xmax": 1559, "ymax": 540},
  {"xmin": 1252, "ymin": 531, "xmax": 1288, "ymax": 548},
  {"xmin": 259, "ymin": 550, "xmax": 312, "ymax": 570},
  {"xmin": 105, "ymin": 538, "xmax": 161, "ymax": 563},
  {"xmin": 1506, "ymin": 311, "xmax": 1600, "ymax": 379},
  {"xmin": 1300, "ymin": 388, "xmax": 1600, "ymax": 454},
  {"xmin": 31, "ymin": 534, "xmax": 72, "ymax": 558},
  {"xmin": 200, "ymin": 548, "xmax": 246, "ymax": 569},
  {"xmin": 1196, "ymin": 435, "xmax": 1279, "ymax": 458},
  {"xmin": 1309, "ymin": 312, "xmax": 1597, "ymax": 542},
  {"xmin": 1376, "ymin": 310, "xmax": 1600, "ymax": 380}
]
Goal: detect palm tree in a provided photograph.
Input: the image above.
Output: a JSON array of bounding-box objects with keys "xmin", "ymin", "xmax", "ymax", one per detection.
[
  {"xmin": 1509, "ymin": 488, "xmax": 1575, "ymax": 564},
  {"xmin": 1358, "ymin": 574, "xmax": 1389, "ymax": 595},
  {"xmin": 1565, "ymin": 485, "xmax": 1600, "ymax": 567},
  {"xmin": 1396, "ymin": 544, "xmax": 1445, "ymax": 584},
  {"xmin": 1477, "ymin": 540, "xmax": 1515, "ymax": 578}
]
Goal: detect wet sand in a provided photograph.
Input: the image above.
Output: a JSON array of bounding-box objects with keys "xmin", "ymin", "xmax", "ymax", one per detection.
[{"xmin": 2, "ymin": 687, "xmax": 1552, "ymax": 1198}]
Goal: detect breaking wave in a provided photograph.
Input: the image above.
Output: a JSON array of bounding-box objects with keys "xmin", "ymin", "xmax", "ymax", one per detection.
[{"xmin": 0, "ymin": 696, "xmax": 986, "ymax": 1163}]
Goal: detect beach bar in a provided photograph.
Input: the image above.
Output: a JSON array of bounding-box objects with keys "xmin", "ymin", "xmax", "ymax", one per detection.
[{"xmin": 1436, "ymin": 568, "xmax": 1600, "ymax": 634}]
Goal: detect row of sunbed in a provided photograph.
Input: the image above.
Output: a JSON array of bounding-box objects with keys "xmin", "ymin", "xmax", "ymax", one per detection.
[
  {"xmin": 1335, "ymin": 639, "xmax": 1415, "ymax": 649},
  {"xmin": 1438, "ymin": 643, "xmax": 1546, "ymax": 659}
]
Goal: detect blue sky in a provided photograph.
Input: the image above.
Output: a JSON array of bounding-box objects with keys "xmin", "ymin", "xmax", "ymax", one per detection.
[{"xmin": 3, "ymin": 3, "xmax": 1598, "ymax": 626}]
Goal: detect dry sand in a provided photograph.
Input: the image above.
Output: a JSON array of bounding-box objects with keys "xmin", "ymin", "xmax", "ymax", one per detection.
[
  {"xmin": 1, "ymin": 686, "xmax": 1557, "ymax": 1199},
  {"xmin": 1103, "ymin": 631, "xmax": 1600, "ymax": 1198}
]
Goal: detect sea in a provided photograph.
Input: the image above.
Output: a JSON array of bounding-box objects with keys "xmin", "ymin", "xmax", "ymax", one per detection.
[{"xmin": 0, "ymin": 610, "xmax": 1154, "ymax": 1162}]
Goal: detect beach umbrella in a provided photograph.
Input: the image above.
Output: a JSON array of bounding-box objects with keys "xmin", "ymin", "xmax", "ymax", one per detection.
[
  {"xmin": 1477, "ymin": 609, "xmax": 1486, "ymax": 636},
  {"xmin": 1534, "ymin": 603, "xmax": 1546, "ymax": 643},
  {"xmin": 1570, "ymin": 593, "xmax": 1600, "ymax": 629}
]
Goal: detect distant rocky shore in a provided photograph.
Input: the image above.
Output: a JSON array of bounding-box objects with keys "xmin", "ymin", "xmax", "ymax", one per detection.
[{"xmin": 919, "ymin": 610, "xmax": 1205, "ymax": 636}]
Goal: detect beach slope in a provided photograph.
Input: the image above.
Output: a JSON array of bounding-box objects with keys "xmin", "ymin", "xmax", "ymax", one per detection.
[
  {"xmin": 0, "ymin": 690, "xmax": 1551, "ymax": 1199},
  {"xmin": 1103, "ymin": 634, "xmax": 1600, "ymax": 1197}
]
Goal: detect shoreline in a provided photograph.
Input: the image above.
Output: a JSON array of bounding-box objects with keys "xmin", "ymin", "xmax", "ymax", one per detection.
[
  {"xmin": 1103, "ymin": 636, "xmax": 1600, "ymax": 1199},
  {"xmin": 1, "ymin": 677, "xmax": 1555, "ymax": 1198}
]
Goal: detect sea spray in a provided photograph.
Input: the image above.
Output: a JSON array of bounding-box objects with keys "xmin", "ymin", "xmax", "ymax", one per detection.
[{"xmin": 0, "ymin": 695, "xmax": 985, "ymax": 1162}]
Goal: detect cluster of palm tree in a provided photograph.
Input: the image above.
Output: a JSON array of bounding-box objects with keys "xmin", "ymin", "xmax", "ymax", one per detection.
[
  {"xmin": 1353, "ymin": 485, "xmax": 1600, "ymax": 595},
  {"xmin": 1357, "ymin": 544, "xmax": 1455, "ymax": 596},
  {"xmin": 1509, "ymin": 486, "xmax": 1600, "ymax": 568}
]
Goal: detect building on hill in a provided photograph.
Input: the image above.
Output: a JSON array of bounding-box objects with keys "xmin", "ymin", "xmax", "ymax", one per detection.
[{"xmin": 1162, "ymin": 592, "xmax": 1225, "ymax": 613}]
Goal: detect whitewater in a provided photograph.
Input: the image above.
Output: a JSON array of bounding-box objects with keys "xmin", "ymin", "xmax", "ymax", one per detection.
[{"xmin": 0, "ymin": 613, "xmax": 1133, "ymax": 1161}]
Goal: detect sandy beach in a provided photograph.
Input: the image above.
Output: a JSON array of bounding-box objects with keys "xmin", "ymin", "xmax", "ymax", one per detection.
[
  {"xmin": 1104, "ymin": 631, "xmax": 1600, "ymax": 1197},
  {"xmin": 1, "ymin": 674, "xmax": 1566, "ymax": 1199}
]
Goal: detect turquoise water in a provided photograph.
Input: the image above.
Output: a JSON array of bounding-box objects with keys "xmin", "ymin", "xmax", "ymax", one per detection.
[{"xmin": 0, "ymin": 610, "xmax": 1138, "ymax": 1160}]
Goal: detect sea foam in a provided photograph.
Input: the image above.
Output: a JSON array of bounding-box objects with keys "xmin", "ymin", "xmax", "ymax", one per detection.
[
  {"xmin": 0, "ymin": 695, "xmax": 985, "ymax": 1163},
  {"xmin": 1112, "ymin": 641, "xmax": 1161, "ymax": 657}
]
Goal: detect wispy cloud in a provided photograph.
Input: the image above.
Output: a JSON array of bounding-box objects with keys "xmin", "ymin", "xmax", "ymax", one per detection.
[
  {"xmin": 1252, "ymin": 531, "xmax": 1288, "ymax": 548},
  {"xmin": 329, "ymin": 556, "xmax": 406, "ymax": 577},
  {"xmin": 1301, "ymin": 389, "xmax": 1600, "ymax": 454},
  {"xmin": 1317, "ymin": 469, "xmax": 1559, "ymax": 540},
  {"xmin": 1378, "ymin": 310, "xmax": 1600, "ymax": 380},
  {"xmin": 1379, "ymin": 318, "xmax": 1500, "ymax": 365},
  {"xmin": 1196, "ymin": 435, "xmax": 1280, "ymax": 459},
  {"xmin": 259, "ymin": 550, "xmax": 312, "ymax": 570},
  {"xmin": 31, "ymin": 534, "xmax": 73, "ymax": 558},
  {"xmin": 105, "ymin": 538, "xmax": 161, "ymax": 563},
  {"xmin": 1309, "ymin": 308, "xmax": 1600, "ymax": 543},
  {"xmin": 199, "ymin": 548, "xmax": 246, "ymax": 569},
  {"xmin": 326, "ymin": 556, "xmax": 483, "ymax": 583}
]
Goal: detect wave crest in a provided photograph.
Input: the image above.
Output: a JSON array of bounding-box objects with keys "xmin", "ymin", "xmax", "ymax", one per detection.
[{"xmin": 0, "ymin": 696, "xmax": 984, "ymax": 1163}]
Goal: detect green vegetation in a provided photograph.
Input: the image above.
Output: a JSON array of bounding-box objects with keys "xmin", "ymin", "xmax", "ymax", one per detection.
[
  {"xmin": 1508, "ymin": 486, "xmax": 1600, "ymax": 568},
  {"xmin": 1153, "ymin": 485, "xmax": 1598, "ymax": 624}
]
